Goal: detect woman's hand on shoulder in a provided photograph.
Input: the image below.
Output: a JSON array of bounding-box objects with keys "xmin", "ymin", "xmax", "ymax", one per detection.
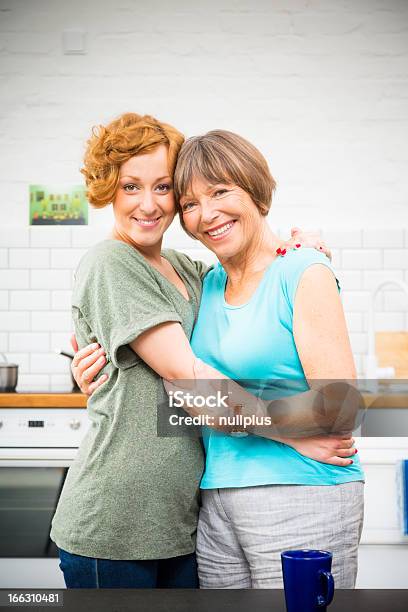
[
  {"xmin": 70, "ymin": 334, "xmax": 108, "ymax": 397},
  {"xmin": 278, "ymin": 227, "xmax": 331, "ymax": 261},
  {"xmin": 285, "ymin": 434, "xmax": 357, "ymax": 466}
]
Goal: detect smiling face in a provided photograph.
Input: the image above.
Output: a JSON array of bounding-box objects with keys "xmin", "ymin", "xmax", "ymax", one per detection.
[
  {"xmin": 112, "ymin": 145, "xmax": 176, "ymax": 252},
  {"xmin": 174, "ymin": 130, "xmax": 276, "ymax": 262},
  {"xmin": 180, "ymin": 177, "xmax": 265, "ymax": 260}
]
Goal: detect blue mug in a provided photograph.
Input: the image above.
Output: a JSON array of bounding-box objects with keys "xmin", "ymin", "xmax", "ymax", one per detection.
[{"xmin": 281, "ymin": 549, "xmax": 335, "ymax": 612}]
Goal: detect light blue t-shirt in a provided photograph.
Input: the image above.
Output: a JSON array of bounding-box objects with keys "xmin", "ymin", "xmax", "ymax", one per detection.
[{"xmin": 190, "ymin": 248, "xmax": 364, "ymax": 488}]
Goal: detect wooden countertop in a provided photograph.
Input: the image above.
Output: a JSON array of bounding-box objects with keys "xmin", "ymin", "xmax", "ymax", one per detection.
[
  {"xmin": 0, "ymin": 392, "xmax": 408, "ymax": 409},
  {"xmin": 0, "ymin": 393, "xmax": 87, "ymax": 408},
  {"xmin": 363, "ymin": 393, "xmax": 408, "ymax": 409}
]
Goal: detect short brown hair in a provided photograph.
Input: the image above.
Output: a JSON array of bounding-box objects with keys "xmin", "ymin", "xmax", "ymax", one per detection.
[
  {"xmin": 81, "ymin": 112, "xmax": 185, "ymax": 208},
  {"xmin": 174, "ymin": 130, "xmax": 276, "ymax": 233}
]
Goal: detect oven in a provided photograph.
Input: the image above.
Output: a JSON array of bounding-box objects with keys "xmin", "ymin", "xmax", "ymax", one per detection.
[{"xmin": 0, "ymin": 408, "xmax": 90, "ymax": 588}]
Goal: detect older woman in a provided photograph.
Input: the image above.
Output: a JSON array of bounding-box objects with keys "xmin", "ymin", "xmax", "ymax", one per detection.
[
  {"xmin": 60, "ymin": 113, "xmax": 357, "ymax": 589},
  {"xmin": 173, "ymin": 130, "xmax": 364, "ymax": 589}
]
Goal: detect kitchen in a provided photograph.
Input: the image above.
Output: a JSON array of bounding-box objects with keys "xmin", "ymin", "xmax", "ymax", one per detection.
[
  {"xmin": 1, "ymin": 225, "xmax": 408, "ymax": 591},
  {"xmin": 1, "ymin": 0, "xmax": 408, "ymax": 607}
]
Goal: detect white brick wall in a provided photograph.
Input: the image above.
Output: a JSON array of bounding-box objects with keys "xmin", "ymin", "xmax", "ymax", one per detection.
[
  {"xmin": 30, "ymin": 270, "xmax": 73, "ymax": 290},
  {"xmin": 0, "ymin": 333, "xmax": 8, "ymax": 353},
  {"xmin": 0, "ymin": 271, "xmax": 30, "ymax": 289},
  {"xmin": 362, "ymin": 270, "xmax": 405, "ymax": 291},
  {"xmin": 0, "ymin": 226, "xmax": 407, "ymax": 390},
  {"xmin": 9, "ymin": 249, "xmax": 49, "ymax": 269},
  {"xmin": 341, "ymin": 250, "xmax": 382, "ymax": 271},
  {"xmin": 9, "ymin": 291, "xmax": 50, "ymax": 311},
  {"xmin": 0, "ymin": 250, "xmax": 8, "ymax": 268},
  {"xmin": 1, "ymin": 313, "xmax": 30, "ymax": 332},
  {"xmin": 9, "ymin": 333, "xmax": 50, "ymax": 353},
  {"xmin": 30, "ymin": 227, "xmax": 72, "ymax": 248},
  {"xmin": 50, "ymin": 249, "xmax": 87, "ymax": 270},
  {"xmin": 31, "ymin": 312, "xmax": 72, "ymax": 332},
  {"xmin": 362, "ymin": 229, "xmax": 405, "ymax": 249},
  {"xmin": 0, "ymin": 0, "xmax": 407, "ymax": 229},
  {"xmin": 51, "ymin": 291, "xmax": 72, "ymax": 310},
  {"xmin": 0, "ymin": 291, "xmax": 8, "ymax": 310},
  {"xmin": 0, "ymin": 230, "xmax": 29, "ymax": 248},
  {"xmin": 0, "ymin": 0, "xmax": 407, "ymax": 388},
  {"xmin": 384, "ymin": 250, "xmax": 408, "ymax": 269}
]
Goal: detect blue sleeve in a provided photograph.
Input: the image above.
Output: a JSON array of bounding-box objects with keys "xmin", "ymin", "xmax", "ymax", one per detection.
[{"xmin": 282, "ymin": 248, "xmax": 341, "ymax": 312}]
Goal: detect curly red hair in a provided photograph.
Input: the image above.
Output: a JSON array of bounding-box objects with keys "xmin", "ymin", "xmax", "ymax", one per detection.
[{"xmin": 81, "ymin": 113, "xmax": 185, "ymax": 208}]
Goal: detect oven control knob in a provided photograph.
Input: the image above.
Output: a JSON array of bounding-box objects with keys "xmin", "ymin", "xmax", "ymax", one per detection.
[{"xmin": 69, "ymin": 419, "xmax": 81, "ymax": 430}]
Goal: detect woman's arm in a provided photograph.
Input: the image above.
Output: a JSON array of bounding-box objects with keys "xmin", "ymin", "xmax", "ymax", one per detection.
[
  {"xmin": 129, "ymin": 264, "xmax": 352, "ymax": 383},
  {"xmin": 70, "ymin": 262, "xmax": 358, "ymax": 465},
  {"xmin": 294, "ymin": 264, "xmax": 356, "ymax": 380},
  {"xmin": 129, "ymin": 319, "xmax": 357, "ymax": 466},
  {"xmin": 248, "ymin": 263, "xmax": 360, "ymax": 461},
  {"xmin": 71, "ymin": 227, "xmax": 330, "ymax": 394}
]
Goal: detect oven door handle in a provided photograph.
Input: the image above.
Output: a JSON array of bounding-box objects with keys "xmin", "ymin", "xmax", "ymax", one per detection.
[
  {"xmin": 0, "ymin": 460, "xmax": 73, "ymax": 467},
  {"xmin": 0, "ymin": 447, "xmax": 77, "ymax": 466}
]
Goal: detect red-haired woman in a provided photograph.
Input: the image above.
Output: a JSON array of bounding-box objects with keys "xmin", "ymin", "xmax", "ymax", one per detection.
[{"xmin": 52, "ymin": 113, "xmax": 354, "ymax": 589}]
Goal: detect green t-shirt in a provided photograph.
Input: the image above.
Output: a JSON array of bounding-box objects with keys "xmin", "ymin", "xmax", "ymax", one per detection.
[{"xmin": 50, "ymin": 239, "xmax": 208, "ymax": 560}]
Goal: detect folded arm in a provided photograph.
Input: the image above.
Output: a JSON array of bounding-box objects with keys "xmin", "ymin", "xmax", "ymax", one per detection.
[
  {"xmin": 248, "ymin": 263, "xmax": 361, "ymax": 460},
  {"xmin": 128, "ymin": 301, "xmax": 358, "ymax": 466}
]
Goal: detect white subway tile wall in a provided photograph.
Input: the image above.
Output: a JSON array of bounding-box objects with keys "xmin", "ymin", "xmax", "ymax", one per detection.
[
  {"xmin": 30, "ymin": 227, "xmax": 72, "ymax": 248},
  {"xmin": 9, "ymin": 291, "xmax": 50, "ymax": 311},
  {"xmin": 6, "ymin": 353, "xmax": 30, "ymax": 373},
  {"xmin": 1, "ymin": 0, "xmax": 408, "ymax": 388},
  {"xmin": 0, "ymin": 333, "xmax": 8, "ymax": 353},
  {"xmin": 0, "ymin": 227, "xmax": 407, "ymax": 390},
  {"xmin": 1, "ymin": 0, "xmax": 408, "ymax": 231},
  {"xmin": 30, "ymin": 269, "xmax": 73, "ymax": 290},
  {"xmin": 362, "ymin": 229, "xmax": 405, "ymax": 249},
  {"xmin": 0, "ymin": 291, "xmax": 8, "ymax": 310},
  {"xmin": 9, "ymin": 333, "xmax": 50, "ymax": 353},
  {"xmin": 0, "ymin": 230, "xmax": 29, "ymax": 248},
  {"xmin": 0, "ymin": 250, "xmax": 8, "ymax": 268},
  {"xmin": 9, "ymin": 249, "xmax": 49, "ymax": 270},
  {"xmin": 0, "ymin": 270, "xmax": 30, "ymax": 290}
]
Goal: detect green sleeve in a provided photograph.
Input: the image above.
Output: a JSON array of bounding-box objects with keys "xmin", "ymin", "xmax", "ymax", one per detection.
[
  {"xmin": 172, "ymin": 251, "xmax": 210, "ymax": 281},
  {"xmin": 73, "ymin": 241, "xmax": 182, "ymax": 370},
  {"xmin": 193, "ymin": 258, "xmax": 211, "ymax": 281}
]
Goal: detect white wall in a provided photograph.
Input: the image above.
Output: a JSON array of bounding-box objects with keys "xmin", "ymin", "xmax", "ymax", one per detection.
[
  {"xmin": 0, "ymin": 225, "xmax": 408, "ymax": 390},
  {"xmin": 0, "ymin": 0, "xmax": 408, "ymax": 389},
  {"xmin": 0, "ymin": 0, "xmax": 407, "ymax": 228}
]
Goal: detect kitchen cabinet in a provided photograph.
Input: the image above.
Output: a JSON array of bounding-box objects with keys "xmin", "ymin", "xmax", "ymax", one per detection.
[
  {"xmin": 0, "ymin": 394, "xmax": 89, "ymax": 588},
  {"xmin": 1, "ymin": 394, "xmax": 407, "ymax": 588},
  {"xmin": 357, "ymin": 435, "xmax": 408, "ymax": 588}
]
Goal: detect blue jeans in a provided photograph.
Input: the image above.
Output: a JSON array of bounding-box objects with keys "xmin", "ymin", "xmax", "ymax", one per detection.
[{"xmin": 58, "ymin": 548, "xmax": 199, "ymax": 588}]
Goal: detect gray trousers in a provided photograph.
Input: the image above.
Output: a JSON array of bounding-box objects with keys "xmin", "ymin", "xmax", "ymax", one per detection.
[{"xmin": 197, "ymin": 481, "xmax": 364, "ymax": 589}]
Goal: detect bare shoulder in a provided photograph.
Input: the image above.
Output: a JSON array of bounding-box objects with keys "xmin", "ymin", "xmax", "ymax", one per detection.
[{"xmin": 297, "ymin": 261, "xmax": 338, "ymax": 290}]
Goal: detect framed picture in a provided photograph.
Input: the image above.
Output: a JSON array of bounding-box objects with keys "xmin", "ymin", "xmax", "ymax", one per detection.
[{"xmin": 29, "ymin": 185, "xmax": 88, "ymax": 225}]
